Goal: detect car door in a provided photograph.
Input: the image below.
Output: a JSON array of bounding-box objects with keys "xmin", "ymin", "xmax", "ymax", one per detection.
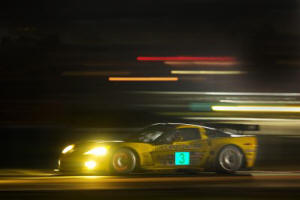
[
  {"xmin": 172, "ymin": 127, "xmax": 210, "ymax": 168},
  {"xmin": 151, "ymin": 127, "xmax": 210, "ymax": 169},
  {"xmin": 151, "ymin": 130, "xmax": 178, "ymax": 168}
]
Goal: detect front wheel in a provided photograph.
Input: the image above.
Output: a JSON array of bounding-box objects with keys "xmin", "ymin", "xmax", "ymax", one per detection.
[
  {"xmin": 110, "ymin": 148, "xmax": 137, "ymax": 174},
  {"xmin": 216, "ymin": 145, "xmax": 244, "ymax": 173}
]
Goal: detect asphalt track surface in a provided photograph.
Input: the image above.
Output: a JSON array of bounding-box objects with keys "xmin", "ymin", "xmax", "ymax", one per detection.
[{"xmin": 1, "ymin": 171, "xmax": 300, "ymax": 199}]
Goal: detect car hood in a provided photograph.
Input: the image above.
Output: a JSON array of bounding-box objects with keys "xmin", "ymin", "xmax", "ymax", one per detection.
[{"xmin": 75, "ymin": 140, "xmax": 125, "ymax": 147}]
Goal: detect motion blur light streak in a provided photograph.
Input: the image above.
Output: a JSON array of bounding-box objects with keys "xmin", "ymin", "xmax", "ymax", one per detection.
[
  {"xmin": 171, "ymin": 70, "xmax": 246, "ymax": 75},
  {"xmin": 136, "ymin": 91, "xmax": 300, "ymax": 96},
  {"xmin": 183, "ymin": 117, "xmax": 300, "ymax": 122},
  {"xmin": 108, "ymin": 77, "xmax": 178, "ymax": 81},
  {"xmin": 220, "ymin": 100, "xmax": 300, "ymax": 104},
  {"xmin": 84, "ymin": 176, "xmax": 101, "ymax": 179},
  {"xmin": 164, "ymin": 61, "xmax": 238, "ymax": 66},
  {"xmin": 137, "ymin": 56, "xmax": 235, "ymax": 61},
  {"xmin": 62, "ymin": 71, "xmax": 131, "ymax": 76},
  {"xmin": 211, "ymin": 106, "xmax": 300, "ymax": 112}
]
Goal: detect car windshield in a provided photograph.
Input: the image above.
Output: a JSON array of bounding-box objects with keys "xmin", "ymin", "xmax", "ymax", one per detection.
[{"xmin": 127, "ymin": 125, "xmax": 174, "ymax": 143}]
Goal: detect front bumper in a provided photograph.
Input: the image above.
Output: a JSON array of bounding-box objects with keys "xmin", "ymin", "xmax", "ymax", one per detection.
[{"xmin": 58, "ymin": 154, "xmax": 110, "ymax": 174}]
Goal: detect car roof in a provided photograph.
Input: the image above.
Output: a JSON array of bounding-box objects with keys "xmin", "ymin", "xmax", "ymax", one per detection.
[{"xmin": 150, "ymin": 123, "xmax": 212, "ymax": 129}]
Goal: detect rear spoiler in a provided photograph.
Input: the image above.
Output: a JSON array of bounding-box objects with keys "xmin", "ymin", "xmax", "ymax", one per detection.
[{"xmin": 204, "ymin": 123, "xmax": 259, "ymax": 134}]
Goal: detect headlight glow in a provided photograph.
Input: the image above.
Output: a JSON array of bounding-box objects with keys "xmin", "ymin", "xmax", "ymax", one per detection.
[
  {"xmin": 85, "ymin": 160, "xmax": 97, "ymax": 169},
  {"xmin": 62, "ymin": 144, "xmax": 74, "ymax": 154},
  {"xmin": 84, "ymin": 147, "xmax": 107, "ymax": 156}
]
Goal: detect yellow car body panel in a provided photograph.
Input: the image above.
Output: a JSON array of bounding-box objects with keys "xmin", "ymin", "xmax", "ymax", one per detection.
[{"xmin": 58, "ymin": 123, "xmax": 257, "ymax": 174}]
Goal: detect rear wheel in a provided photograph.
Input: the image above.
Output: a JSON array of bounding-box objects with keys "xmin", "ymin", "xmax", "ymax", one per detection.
[
  {"xmin": 216, "ymin": 145, "xmax": 244, "ymax": 173},
  {"xmin": 111, "ymin": 148, "xmax": 137, "ymax": 174}
]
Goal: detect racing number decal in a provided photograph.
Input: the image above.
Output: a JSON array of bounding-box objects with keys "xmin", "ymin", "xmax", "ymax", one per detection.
[
  {"xmin": 179, "ymin": 153, "xmax": 185, "ymax": 163},
  {"xmin": 175, "ymin": 152, "xmax": 190, "ymax": 165}
]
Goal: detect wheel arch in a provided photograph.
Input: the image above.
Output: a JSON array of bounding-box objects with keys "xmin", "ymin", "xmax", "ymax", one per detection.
[
  {"xmin": 216, "ymin": 144, "xmax": 247, "ymax": 169},
  {"xmin": 112, "ymin": 146, "xmax": 141, "ymax": 170}
]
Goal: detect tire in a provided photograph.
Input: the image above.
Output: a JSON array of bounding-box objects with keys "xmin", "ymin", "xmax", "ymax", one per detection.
[
  {"xmin": 216, "ymin": 145, "xmax": 244, "ymax": 173},
  {"xmin": 110, "ymin": 148, "xmax": 137, "ymax": 174}
]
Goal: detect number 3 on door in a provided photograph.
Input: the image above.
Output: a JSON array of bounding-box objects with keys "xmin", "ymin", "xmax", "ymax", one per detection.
[{"xmin": 175, "ymin": 152, "xmax": 190, "ymax": 165}]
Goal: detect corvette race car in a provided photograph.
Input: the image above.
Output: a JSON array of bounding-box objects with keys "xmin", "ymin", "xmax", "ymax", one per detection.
[{"xmin": 57, "ymin": 123, "xmax": 257, "ymax": 174}]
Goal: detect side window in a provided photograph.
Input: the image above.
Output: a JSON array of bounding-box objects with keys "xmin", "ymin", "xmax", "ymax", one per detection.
[
  {"xmin": 205, "ymin": 129, "xmax": 216, "ymax": 138},
  {"xmin": 176, "ymin": 128, "xmax": 201, "ymax": 141},
  {"xmin": 205, "ymin": 128, "xmax": 230, "ymax": 138},
  {"xmin": 139, "ymin": 130, "xmax": 164, "ymax": 143},
  {"xmin": 154, "ymin": 129, "xmax": 176, "ymax": 144}
]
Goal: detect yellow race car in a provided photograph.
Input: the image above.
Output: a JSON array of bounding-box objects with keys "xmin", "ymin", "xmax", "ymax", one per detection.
[{"xmin": 57, "ymin": 123, "xmax": 257, "ymax": 174}]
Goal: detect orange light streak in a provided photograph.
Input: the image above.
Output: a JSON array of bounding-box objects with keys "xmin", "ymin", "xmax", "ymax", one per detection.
[{"xmin": 108, "ymin": 77, "xmax": 178, "ymax": 82}]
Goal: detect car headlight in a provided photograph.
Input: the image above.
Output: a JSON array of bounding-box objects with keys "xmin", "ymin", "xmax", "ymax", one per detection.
[
  {"xmin": 84, "ymin": 146, "xmax": 107, "ymax": 156},
  {"xmin": 62, "ymin": 144, "xmax": 75, "ymax": 154},
  {"xmin": 85, "ymin": 160, "xmax": 97, "ymax": 169}
]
